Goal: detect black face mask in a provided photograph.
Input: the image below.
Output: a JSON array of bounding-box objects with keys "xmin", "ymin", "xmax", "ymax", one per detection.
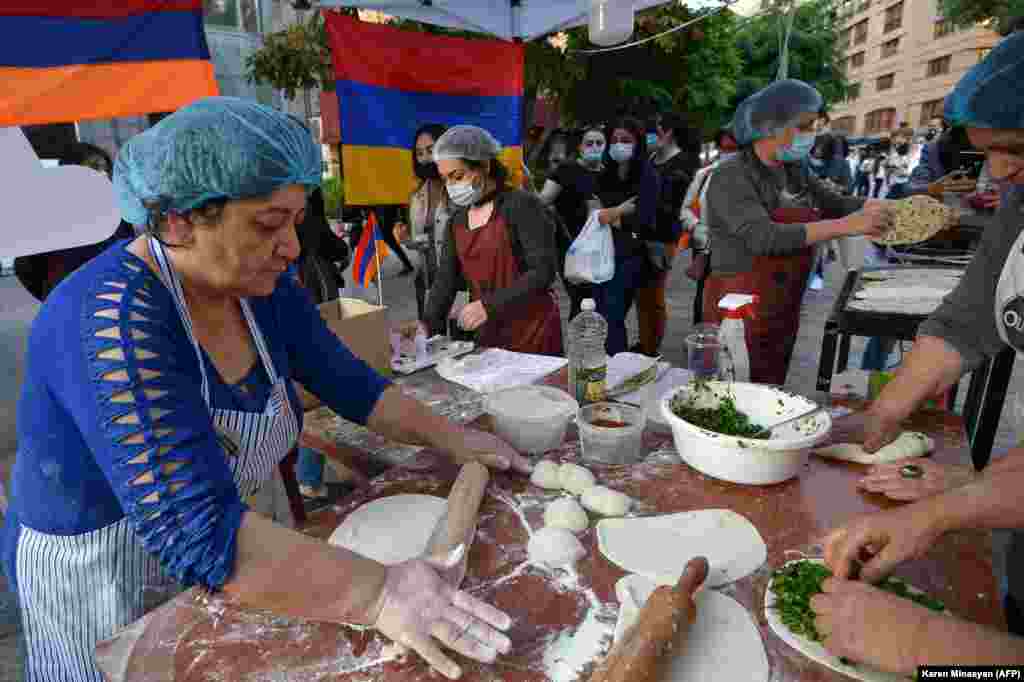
[
  {"xmin": 924, "ymin": 129, "xmax": 937, "ymax": 141},
  {"xmin": 415, "ymin": 161, "xmax": 439, "ymax": 180},
  {"xmin": 897, "ymin": 144, "xmax": 910, "ymax": 155}
]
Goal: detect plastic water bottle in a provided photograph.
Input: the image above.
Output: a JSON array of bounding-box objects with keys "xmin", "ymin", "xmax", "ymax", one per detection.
[
  {"xmin": 717, "ymin": 294, "xmax": 757, "ymax": 383},
  {"xmin": 568, "ymin": 299, "xmax": 608, "ymax": 403}
]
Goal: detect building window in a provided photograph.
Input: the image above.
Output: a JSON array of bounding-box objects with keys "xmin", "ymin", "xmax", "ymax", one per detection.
[
  {"xmin": 978, "ymin": 47, "xmax": 992, "ymax": 62},
  {"xmin": 876, "ymin": 73, "xmax": 895, "ymax": 91},
  {"xmin": 865, "ymin": 108, "xmax": 896, "ymax": 134},
  {"xmin": 884, "ymin": 1, "xmax": 903, "ymax": 32},
  {"xmin": 204, "ymin": 0, "xmax": 261, "ymax": 33},
  {"xmin": 847, "ymin": 82, "xmax": 861, "ymax": 101},
  {"xmin": 927, "ymin": 55, "xmax": 952, "ymax": 77},
  {"xmin": 840, "ymin": 28, "xmax": 852, "ymax": 50},
  {"xmin": 854, "ymin": 20, "xmax": 869, "ymax": 45},
  {"xmin": 934, "ymin": 19, "xmax": 955, "ymax": 38},
  {"xmin": 851, "ymin": 51, "xmax": 865, "ymax": 69},
  {"xmin": 881, "ymin": 38, "xmax": 900, "ymax": 58},
  {"xmin": 832, "ymin": 116, "xmax": 857, "ymax": 135},
  {"xmin": 919, "ymin": 99, "xmax": 944, "ymax": 125}
]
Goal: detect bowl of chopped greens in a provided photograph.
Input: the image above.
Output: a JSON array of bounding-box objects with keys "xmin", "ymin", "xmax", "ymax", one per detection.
[{"xmin": 660, "ymin": 380, "xmax": 831, "ymax": 485}]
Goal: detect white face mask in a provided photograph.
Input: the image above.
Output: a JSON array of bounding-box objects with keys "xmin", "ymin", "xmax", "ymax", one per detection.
[
  {"xmin": 447, "ymin": 177, "xmax": 482, "ymax": 207},
  {"xmin": 609, "ymin": 143, "xmax": 634, "ymax": 163}
]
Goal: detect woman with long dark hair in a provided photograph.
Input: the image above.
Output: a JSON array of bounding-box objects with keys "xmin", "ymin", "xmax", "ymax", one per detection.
[{"xmin": 592, "ymin": 117, "xmax": 661, "ymax": 355}]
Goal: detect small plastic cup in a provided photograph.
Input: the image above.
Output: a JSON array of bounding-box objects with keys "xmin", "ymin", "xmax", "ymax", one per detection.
[
  {"xmin": 577, "ymin": 402, "xmax": 645, "ymax": 465},
  {"xmin": 686, "ymin": 330, "xmax": 725, "ymax": 380}
]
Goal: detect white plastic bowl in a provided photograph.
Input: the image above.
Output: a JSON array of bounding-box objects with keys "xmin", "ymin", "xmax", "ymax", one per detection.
[
  {"xmin": 660, "ymin": 381, "xmax": 831, "ymax": 485},
  {"xmin": 484, "ymin": 385, "xmax": 579, "ymax": 454}
]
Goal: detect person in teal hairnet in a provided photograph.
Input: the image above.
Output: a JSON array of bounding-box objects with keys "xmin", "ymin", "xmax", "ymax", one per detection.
[
  {"xmin": 816, "ymin": 33, "xmax": 1024, "ymax": 672},
  {"xmin": 3, "ymin": 97, "xmax": 525, "ymax": 682}
]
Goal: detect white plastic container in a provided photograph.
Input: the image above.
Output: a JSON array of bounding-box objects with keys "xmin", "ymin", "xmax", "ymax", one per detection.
[
  {"xmin": 484, "ymin": 386, "xmax": 579, "ymax": 454},
  {"xmin": 578, "ymin": 402, "xmax": 645, "ymax": 465},
  {"xmin": 660, "ymin": 381, "xmax": 831, "ymax": 485}
]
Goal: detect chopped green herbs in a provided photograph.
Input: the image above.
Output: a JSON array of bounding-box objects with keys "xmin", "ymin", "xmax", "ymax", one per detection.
[
  {"xmin": 669, "ymin": 384, "xmax": 769, "ymax": 439},
  {"xmin": 769, "ymin": 560, "xmax": 946, "ymax": 646}
]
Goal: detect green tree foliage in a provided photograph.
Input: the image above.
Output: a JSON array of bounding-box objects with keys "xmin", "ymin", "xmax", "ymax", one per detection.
[
  {"xmin": 246, "ymin": 10, "xmax": 337, "ymax": 100},
  {"xmin": 937, "ymin": 0, "xmax": 1023, "ymax": 35},
  {"xmin": 730, "ymin": 0, "xmax": 847, "ymax": 114}
]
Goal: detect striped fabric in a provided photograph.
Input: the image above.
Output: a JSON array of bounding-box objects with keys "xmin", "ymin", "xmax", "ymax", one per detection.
[
  {"xmin": 16, "ymin": 241, "xmax": 299, "ymax": 681},
  {"xmin": 0, "ymin": 1, "xmax": 219, "ymax": 126},
  {"xmin": 324, "ymin": 12, "xmax": 525, "ymax": 205}
]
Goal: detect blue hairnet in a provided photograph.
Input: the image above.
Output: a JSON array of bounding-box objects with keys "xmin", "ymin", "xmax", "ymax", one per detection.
[
  {"xmin": 732, "ymin": 79, "xmax": 824, "ymax": 146},
  {"xmin": 945, "ymin": 31, "xmax": 1024, "ymax": 129},
  {"xmin": 114, "ymin": 97, "xmax": 322, "ymax": 225}
]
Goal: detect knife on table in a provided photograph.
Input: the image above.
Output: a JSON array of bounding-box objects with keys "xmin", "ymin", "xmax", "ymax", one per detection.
[{"xmin": 423, "ymin": 461, "xmax": 490, "ymax": 587}]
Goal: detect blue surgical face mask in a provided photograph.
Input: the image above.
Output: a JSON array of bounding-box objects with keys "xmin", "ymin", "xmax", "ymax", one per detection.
[
  {"xmin": 447, "ymin": 176, "xmax": 482, "ymax": 207},
  {"xmin": 718, "ymin": 151, "xmax": 738, "ymax": 163},
  {"xmin": 808, "ymin": 157, "xmax": 825, "ymax": 168},
  {"xmin": 646, "ymin": 133, "xmax": 659, "ymax": 148},
  {"xmin": 778, "ymin": 132, "xmax": 816, "ymax": 162},
  {"xmin": 582, "ymin": 147, "xmax": 605, "ymax": 163},
  {"xmin": 610, "ymin": 143, "xmax": 635, "ymax": 163}
]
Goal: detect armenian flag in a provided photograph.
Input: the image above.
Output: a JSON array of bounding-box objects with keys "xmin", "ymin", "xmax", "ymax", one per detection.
[
  {"xmin": 324, "ymin": 13, "xmax": 524, "ymax": 206},
  {"xmin": 351, "ymin": 212, "xmax": 392, "ymax": 288},
  {"xmin": 0, "ymin": 1, "xmax": 219, "ymax": 127}
]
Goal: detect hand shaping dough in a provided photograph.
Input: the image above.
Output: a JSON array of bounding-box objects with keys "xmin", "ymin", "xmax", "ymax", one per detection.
[
  {"xmin": 597, "ymin": 510, "xmax": 766, "ymax": 587},
  {"xmin": 814, "ymin": 431, "xmax": 934, "ymax": 464},
  {"xmin": 613, "ymin": 574, "xmax": 769, "ymax": 682},
  {"xmin": 527, "ymin": 527, "xmax": 586, "ymax": 568},
  {"xmin": 580, "ymin": 485, "xmax": 632, "ymax": 517},
  {"xmin": 559, "ymin": 462, "xmax": 596, "ymax": 495},
  {"xmin": 543, "ymin": 497, "xmax": 589, "ymax": 533},
  {"xmin": 531, "ymin": 460, "xmax": 562, "ymax": 489}
]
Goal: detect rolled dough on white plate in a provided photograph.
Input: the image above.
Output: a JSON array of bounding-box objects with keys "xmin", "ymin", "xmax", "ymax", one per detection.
[
  {"xmin": 612, "ymin": 574, "xmax": 769, "ymax": 682},
  {"xmin": 814, "ymin": 431, "xmax": 934, "ymax": 464},
  {"xmin": 597, "ymin": 510, "xmax": 766, "ymax": 587},
  {"xmin": 765, "ymin": 559, "xmax": 938, "ymax": 682},
  {"xmin": 328, "ymin": 494, "xmax": 447, "ymax": 565}
]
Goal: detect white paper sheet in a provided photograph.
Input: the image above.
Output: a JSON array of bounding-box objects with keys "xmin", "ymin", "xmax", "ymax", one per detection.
[{"xmin": 435, "ymin": 348, "xmax": 567, "ymax": 393}]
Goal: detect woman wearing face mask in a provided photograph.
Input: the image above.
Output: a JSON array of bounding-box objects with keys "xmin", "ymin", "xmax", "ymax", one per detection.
[
  {"xmin": 702, "ymin": 80, "xmax": 889, "ymax": 385},
  {"xmin": 411, "ymin": 125, "xmax": 562, "ymax": 355},
  {"xmin": 593, "ymin": 117, "xmax": 662, "ymax": 356},
  {"xmin": 540, "ymin": 126, "xmax": 606, "ymax": 319},
  {"xmin": 396, "ymin": 123, "xmax": 449, "ymax": 319}
]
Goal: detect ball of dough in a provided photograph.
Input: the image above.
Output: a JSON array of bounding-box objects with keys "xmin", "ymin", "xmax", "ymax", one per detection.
[
  {"xmin": 527, "ymin": 527, "xmax": 586, "ymax": 568},
  {"xmin": 530, "ymin": 460, "xmax": 562, "ymax": 489},
  {"xmin": 581, "ymin": 485, "xmax": 632, "ymax": 517},
  {"xmin": 543, "ymin": 497, "xmax": 589, "ymax": 533},
  {"xmin": 559, "ymin": 462, "xmax": 596, "ymax": 495}
]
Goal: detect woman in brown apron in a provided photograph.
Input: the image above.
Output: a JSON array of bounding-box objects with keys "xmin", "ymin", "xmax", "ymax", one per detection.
[
  {"xmin": 702, "ymin": 80, "xmax": 889, "ymax": 385},
  {"xmin": 415, "ymin": 125, "xmax": 563, "ymax": 355}
]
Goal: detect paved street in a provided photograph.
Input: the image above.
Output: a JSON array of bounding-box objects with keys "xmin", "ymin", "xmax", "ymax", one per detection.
[{"xmin": 0, "ymin": 251, "xmax": 1019, "ymax": 679}]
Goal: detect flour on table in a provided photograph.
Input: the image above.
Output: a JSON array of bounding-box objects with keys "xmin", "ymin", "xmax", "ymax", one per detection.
[
  {"xmin": 328, "ymin": 494, "xmax": 446, "ymax": 564},
  {"xmin": 612, "ymin": 574, "xmax": 769, "ymax": 682},
  {"xmin": 596, "ymin": 510, "xmax": 766, "ymax": 587}
]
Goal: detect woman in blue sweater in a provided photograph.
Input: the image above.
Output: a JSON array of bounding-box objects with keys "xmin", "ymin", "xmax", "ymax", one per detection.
[{"xmin": 3, "ymin": 98, "xmax": 522, "ymax": 682}]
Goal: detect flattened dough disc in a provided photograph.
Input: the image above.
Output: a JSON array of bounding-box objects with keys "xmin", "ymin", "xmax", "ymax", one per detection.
[
  {"xmin": 765, "ymin": 559, "xmax": 939, "ymax": 682},
  {"xmin": 329, "ymin": 494, "xmax": 446, "ymax": 565},
  {"xmin": 613, "ymin": 574, "xmax": 769, "ymax": 682},
  {"xmin": 596, "ymin": 510, "xmax": 766, "ymax": 587},
  {"xmin": 814, "ymin": 432, "xmax": 934, "ymax": 464}
]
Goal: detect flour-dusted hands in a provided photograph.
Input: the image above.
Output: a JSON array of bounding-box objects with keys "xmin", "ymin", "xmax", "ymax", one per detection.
[
  {"xmin": 373, "ymin": 554, "xmax": 513, "ymax": 679},
  {"xmin": 810, "ymin": 577, "xmax": 938, "ymax": 674},
  {"xmin": 452, "ymin": 428, "xmax": 532, "ymax": 474}
]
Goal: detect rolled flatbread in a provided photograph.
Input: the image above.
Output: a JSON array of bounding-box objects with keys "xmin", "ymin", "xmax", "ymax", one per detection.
[{"xmin": 814, "ymin": 431, "xmax": 934, "ymax": 464}]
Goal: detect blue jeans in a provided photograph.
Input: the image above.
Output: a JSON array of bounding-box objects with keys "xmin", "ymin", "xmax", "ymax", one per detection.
[
  {"xmin": 594, "ymin": 253, "xmax": 647, "ymax": 356},
  {"xmin": 296, "ymin": 446, "xmax": 324, "ymax": 488}
]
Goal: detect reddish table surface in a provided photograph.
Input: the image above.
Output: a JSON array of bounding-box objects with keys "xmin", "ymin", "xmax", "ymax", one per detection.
[{"xmin": 96, "ymin": 384, "xmax": 1005, "ymax": 682}]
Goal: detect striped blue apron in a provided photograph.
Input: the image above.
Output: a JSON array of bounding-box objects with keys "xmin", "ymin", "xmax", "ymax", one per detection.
[{"xmin": 16, "ymin": 238, "xmax": 300, "ymax": 681}]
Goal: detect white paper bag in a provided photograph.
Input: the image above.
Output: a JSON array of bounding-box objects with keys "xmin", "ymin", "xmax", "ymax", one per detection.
[{"xmin": 564, "ymin": 211, "xmax": 615, "ymax": 284}]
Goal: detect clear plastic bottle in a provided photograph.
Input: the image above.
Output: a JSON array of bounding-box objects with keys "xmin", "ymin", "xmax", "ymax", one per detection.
[{"xmin": 568, "ymin": 299, "xmax": 608, "ymax": 403}]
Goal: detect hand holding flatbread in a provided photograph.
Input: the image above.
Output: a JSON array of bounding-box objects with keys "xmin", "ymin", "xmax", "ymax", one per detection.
[
  {"xmin": 874, "ymin": 195, "xmax": 960, "ymax": 245},
  {"xmin": 814, "ymin": 431, "xmax": 934, "ymax": 464}
]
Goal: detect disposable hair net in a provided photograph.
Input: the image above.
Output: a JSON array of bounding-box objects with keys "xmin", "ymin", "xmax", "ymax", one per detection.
[
  {"xmin": 732, "ymin": 79, "xmax": 824, "ymax": 146},
  {"xmin": 432, "ymin": 125, "xmax": 502, "ymax": 163},
  {"xmin": 945, "ymin": 31, "xmax": 1024, "ymax": 129},
  {"xmin": 114, "ymin": 96, "xmax": 322, "ymax": 226}
]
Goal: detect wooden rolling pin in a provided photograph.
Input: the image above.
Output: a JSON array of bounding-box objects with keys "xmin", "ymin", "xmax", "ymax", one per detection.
[
  {"xmin": 588, "ymin": 557, "xmax": 710, "ymax": 682},
  {"xmin": 424, "ymin": 461, "xmax": 489, "ymax": 560}
]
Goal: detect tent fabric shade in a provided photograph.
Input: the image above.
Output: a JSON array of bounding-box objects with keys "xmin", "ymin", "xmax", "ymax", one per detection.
[
  {"xmin": 0, "ymin": 0, "xmax": 218, "ymax": 127},
  {"xmin": 325, "ymin": 12, "xmax": 524, "ymax": 206}
]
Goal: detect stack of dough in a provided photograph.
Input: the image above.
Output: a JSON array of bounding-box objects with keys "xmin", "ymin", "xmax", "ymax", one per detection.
[{"xmin": 529, "ymin": 461, "xmax": 635, "ymax": 568}]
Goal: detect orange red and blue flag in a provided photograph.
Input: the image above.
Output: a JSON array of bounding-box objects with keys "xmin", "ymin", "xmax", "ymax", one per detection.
[
  {"xmin": 324, "ymin": 13, "xmax": 524, "ymax": 206},
  {"xmin": 0, "ymin": 1, "xmax": 219, "ymax": 127},
  {"xmin": 351, "ymin": 212, "xmax": 392, "ymax": 288}
]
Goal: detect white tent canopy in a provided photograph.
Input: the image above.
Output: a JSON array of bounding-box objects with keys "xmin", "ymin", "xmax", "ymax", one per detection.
[{"xmin": 316, "ymin": 0, "xmax": 682, "ymax": 41}]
